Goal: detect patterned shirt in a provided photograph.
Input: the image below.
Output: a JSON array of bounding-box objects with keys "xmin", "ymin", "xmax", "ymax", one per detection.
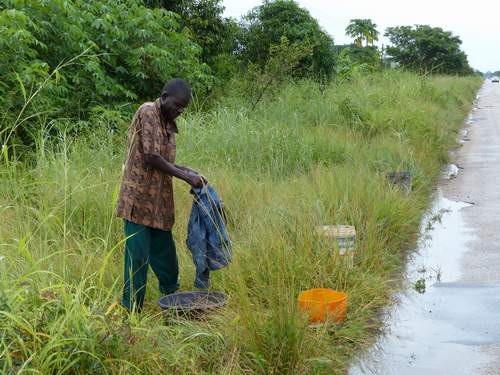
[{"xmin": 116, "ymin": 99, "xmax": 178, "ymax": 231}]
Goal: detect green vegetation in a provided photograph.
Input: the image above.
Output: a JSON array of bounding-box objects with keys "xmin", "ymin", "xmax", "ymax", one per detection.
[
  {"xmin": 337, "ymin": 45, "xmax": 380, "ymax": 70},
  {"xmin": 1, "ymin": 0, "xmax": 476, "ymax": 151},
  {"xmin": 0, "ymin": 0, "xmax": 483, "ymax": 373},
  {"xmin": 0, "ymin": 0, "xmax": 211, "ymax": 148},
  {"xmin": 239, "ymin": 0, "xmax": 336, "ymax": 79},
  {"xmin": 0, "ymin": 71, "xmax": 481, "ymax": 373},
  {"xmin": 335, "ymin": 20, "xmax": 381, "ymax": 74},
  {"xmin": 345, "ymin": 19, "xmax": 379, "ymax": 47},
  {"xmin": 385, "ymin": 25, "xmax": 473, "ymax": 75},
  {"xmin": 143, "ymin": 0, "xmax": 240, "ymax": 83}
]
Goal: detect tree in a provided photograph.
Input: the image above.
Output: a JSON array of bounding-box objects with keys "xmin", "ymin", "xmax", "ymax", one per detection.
[
  {"xmin": 345, "ymin": 19, "xmax": 379, "ymax": 47},
  {"xmin": 337, "ymin": 45, "xmax": 380, "ymax": 67},
  {"xmin": 245, "ymin": 36, "xmax": 313, "ymax": 109},
  {"xmin": 143, "ymin": 0, "xmax": 239, "ymax": 82},
  {"xmin": 239, "ymin": 0, "xmax": 336, "ymax": 79},
  {"xmin": 384, "ymin": 25, "xmax": 473, "ymax": 75}
]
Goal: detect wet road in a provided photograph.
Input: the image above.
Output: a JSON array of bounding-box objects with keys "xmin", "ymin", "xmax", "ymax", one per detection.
[{"xmin": 350, "ymin": 81, "xmax": 500, "ymax": 374}]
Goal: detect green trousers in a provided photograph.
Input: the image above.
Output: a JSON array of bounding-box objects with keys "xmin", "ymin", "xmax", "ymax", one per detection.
[{"xmin": 121, "ymin": 220, "xmax": 179, "ymax": 311}]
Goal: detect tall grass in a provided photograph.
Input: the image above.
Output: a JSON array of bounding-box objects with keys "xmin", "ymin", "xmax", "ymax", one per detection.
[{"xmin": 0, "ymin": 71, "xmax": 480, "ymax": 373}]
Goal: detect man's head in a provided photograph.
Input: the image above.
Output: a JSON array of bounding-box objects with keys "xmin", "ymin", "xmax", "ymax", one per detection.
[{"xmin": 160, "ymin": 79, "xmax": 192, "ymax": 121}]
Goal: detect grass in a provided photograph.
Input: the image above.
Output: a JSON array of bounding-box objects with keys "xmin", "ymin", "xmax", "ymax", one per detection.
[{"xmin": 0, "ymin": 71, "xmax": 481, "ymax": 373}]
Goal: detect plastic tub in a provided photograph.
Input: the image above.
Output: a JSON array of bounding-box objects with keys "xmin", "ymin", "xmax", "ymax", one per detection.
[{"xmin": 297, "ymin": 288, "xmax": 347, "ymax": 323}]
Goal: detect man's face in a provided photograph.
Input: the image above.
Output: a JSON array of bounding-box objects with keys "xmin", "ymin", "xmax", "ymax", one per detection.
[{"xmin": 160, "ymin": 92, "xmax": 190, "ymax": 121}]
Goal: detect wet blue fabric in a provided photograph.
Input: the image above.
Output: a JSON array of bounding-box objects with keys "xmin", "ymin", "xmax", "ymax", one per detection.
[{"xmin": 186, "ymin": 184, "xmax": 231, "ymax": 288}]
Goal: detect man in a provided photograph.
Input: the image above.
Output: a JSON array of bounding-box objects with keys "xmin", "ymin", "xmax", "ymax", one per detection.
[{"xmin": 116, "ymin": 78, "xmax": 204, "ymax": 311}]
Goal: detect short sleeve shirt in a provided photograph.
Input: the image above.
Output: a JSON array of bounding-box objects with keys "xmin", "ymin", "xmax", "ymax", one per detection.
[{"xmin": 116, "ymin": 99, "xmax": 178, "ymax": 231}]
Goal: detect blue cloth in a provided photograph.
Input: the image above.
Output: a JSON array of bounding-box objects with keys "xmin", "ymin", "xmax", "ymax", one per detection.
[{"xmin": 186, "ymin": 184, "xmax": 231, "ymax": 289}]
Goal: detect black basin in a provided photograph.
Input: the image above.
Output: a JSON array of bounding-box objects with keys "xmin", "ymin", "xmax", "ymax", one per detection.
[{"xmin": 158, "ymin": 291, "xmax": 227, "ymax": 319}]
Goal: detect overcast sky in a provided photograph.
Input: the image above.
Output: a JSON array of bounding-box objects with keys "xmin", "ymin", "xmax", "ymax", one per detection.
[{"xmin": 223, "ymin": 0, "xmax": 500, "ymax": 72}]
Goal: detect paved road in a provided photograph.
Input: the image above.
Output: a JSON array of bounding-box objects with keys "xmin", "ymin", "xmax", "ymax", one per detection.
[
  {"xmin": 445, "ymin": 81, "xmax": 500, "ymax": 373},
  {"xmin": 350, "ymin": 81, "xmax": 500, "ymax": 374},
  {"xmin": 447, "ymin": 81, "xmax": 500, "ymax": 284}
]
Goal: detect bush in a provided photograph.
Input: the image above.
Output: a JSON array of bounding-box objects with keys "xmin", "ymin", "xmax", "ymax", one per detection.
[{"xmin": 0, "ymin": 0, "xmax": 212, "ymax": 149}]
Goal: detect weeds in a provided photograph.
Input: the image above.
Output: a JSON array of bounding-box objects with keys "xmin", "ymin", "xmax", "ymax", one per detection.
[{"xmin": 0, "ymin": 71, "xmax": 481, "ymax": 373}]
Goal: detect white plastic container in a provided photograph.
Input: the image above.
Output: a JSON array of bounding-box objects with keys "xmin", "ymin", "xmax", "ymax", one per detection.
[{"xmin": 315, "ymin": 225, "xmax": 356, "ymax": 256}]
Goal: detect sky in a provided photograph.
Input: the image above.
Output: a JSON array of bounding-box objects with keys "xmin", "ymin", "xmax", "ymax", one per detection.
[{"xmin": 222, "ymin": 0, "xmax": 500, "ymax": 73}]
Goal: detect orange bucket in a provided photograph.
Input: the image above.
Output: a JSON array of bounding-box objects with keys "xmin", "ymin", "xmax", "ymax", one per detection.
[{"xmin": 297, "ymin": 288, "xmax": 347, "ymax": 323}]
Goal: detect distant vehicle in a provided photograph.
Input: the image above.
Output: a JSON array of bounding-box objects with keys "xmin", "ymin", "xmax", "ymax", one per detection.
[{"xmin": 492, "ymin": 77, "xmax": 499, "ymax": 83}]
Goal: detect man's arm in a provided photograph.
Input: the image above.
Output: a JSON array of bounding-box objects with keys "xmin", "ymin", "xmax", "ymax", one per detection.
[
  {"xmin": 175, "ymin": 164, "xmax": 208, "ymax": 183},
  {"xmin": 144, "ymin": 154, "xmax": 204, "ymax": 188},
  {"xmin": 175, "ymin": 164, "xmax": 196, "ymax": 174}
]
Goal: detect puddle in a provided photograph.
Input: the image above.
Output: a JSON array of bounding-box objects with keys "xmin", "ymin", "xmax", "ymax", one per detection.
[
  {"xmin": 459, "ymin": 129, "xmax": 471, "ymax": 144},
  {"xmin": 466, "ymin": 118, "xmax": 476, "ymax": 125},
  {"xmin": 349, "ymin": 192, "xmax": 500, "ymax": 374},
  {"xmin": 466, "ymin": 116, "xmax": 477, "ymax": 125},
  {"xmin": 442, "ymin": 164, "xmax": 460, "ymax": 179},
  {"xmin": 465, "ymin": 113, "xmax": 487, "ymax": 125},
  {"xmin": 407, "ymin": 192, "xmax": 472, "ymax": 284}
]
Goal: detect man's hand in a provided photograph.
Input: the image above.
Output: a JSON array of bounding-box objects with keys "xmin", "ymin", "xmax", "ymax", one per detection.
[
  {"xmin": 180, "ymin": 166, "xmax": 208, "ymax": 186},
  {"xmin": 197, "ymin": 173, "xmax": 208, "ymax": 185},
  {"xmin": 187, "ymin": 174, "xmax": 205, "ymax": 188}
]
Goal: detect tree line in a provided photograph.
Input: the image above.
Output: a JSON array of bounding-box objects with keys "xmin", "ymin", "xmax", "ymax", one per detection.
[{"xmin": 0, "ymin": 0, "xmax": 474, "ymax": 150}]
